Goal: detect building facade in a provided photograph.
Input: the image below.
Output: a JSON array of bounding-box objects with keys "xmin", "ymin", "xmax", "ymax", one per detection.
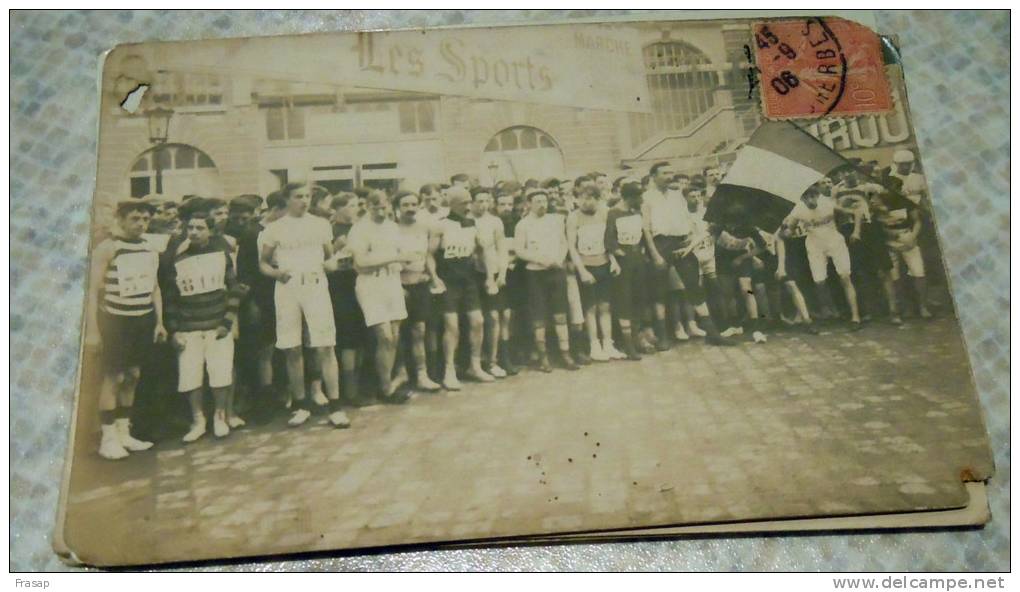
[{"xmin": 96, "ymin": 20, "xmax": 913, "ymax": 206}]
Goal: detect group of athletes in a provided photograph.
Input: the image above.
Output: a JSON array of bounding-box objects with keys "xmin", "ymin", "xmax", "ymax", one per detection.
[{"xmin": 86, "ymin": 149, "xmax": 935, "ymax": 460}]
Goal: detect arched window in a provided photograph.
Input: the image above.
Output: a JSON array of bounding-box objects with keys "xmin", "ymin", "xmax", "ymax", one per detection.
[
  {"xmin": 629, "ymin": 41, "xmax": 719, "ymax": 148},
  {"xmin": 128, "ymin": 143, "xmax": 220, "ymax": 200},
  {"xmin": 482, "ymin": 126, "xmax": 564, "ymax": 184}
]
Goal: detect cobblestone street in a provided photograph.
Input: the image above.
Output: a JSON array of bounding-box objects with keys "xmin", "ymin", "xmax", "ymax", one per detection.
[{"xmin": 61, "ymin": 317, "xmax": 993, "ymax": 566}]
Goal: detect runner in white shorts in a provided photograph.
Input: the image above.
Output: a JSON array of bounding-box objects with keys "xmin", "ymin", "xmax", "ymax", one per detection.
[
  {"xmin": 259, "ymin": 183, "xmax": 349, "ymax": 428},
  {"xmin": 348, "ymin": 190, "xmax": 414, "ymax": 403},
  {"xmin": 784, "ymin": 184, "xmax": 862, "ymax": 329},
  {"xmin": 164, "ymin": 210, "xmax": 243, "ymax": 442}
]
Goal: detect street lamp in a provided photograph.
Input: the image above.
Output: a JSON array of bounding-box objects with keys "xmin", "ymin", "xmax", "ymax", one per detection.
[
  {"xmin": 146, "ymin": 106, "xmax": 173, "ymax": 195},
  {"xmin": 487, "ymin": 160, "xmax": 499, "ymax": 185}
]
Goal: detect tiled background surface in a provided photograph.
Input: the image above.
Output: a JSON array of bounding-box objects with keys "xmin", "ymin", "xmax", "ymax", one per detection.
[{"xmin": 10, "ymin": 10, "xmax": 1009, "ymax": 571}]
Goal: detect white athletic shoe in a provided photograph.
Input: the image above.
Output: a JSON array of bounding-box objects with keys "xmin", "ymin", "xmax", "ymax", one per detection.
[
  {"xmin": 488, "ymin": 364, "xmax": 508, "ymax": 378},
  {"xmin": 213, "ymin": 415, "xmax": 230, "ymax": 438},
  {"xmin": 443, "ymin": 371, "xmax": 463, "ymax": 391},
  {"xmin": 720, "ymin": 326, "xmax": 742, "ymax": 337},
  {"xmin": 674, "ymin": 325, "xmax": 690, "ymax": 341},
  {"xmin": 752, "ymin": 331, "xmax": 768, "ymax": 344},
  {"xmin": 99, "ymin": 424, "xmax": 129, "ymax": 460},
  {"xmin": 328, "ymin": 410, "xmax": 351, "ymax": 429},
  {"xmin": 687, "ymin": 322, "xmax": 707, "ymax": 338},
  {"xmin": 466, "ymin": 367, "xmax": 495, "ymax": 383},
  {"xmin": 288, "ymin": 408, "xmax": 311, "ymax": 427},
  {"xmin": 416, "ymin": 372, "xmax": 442, "ymax": 392},
  {"xmin": 589, "ymin": 342, "xmax": 610, "ymax": 362},
  {"xmin": 115, "ymin": 418, "xmax": 153, "ymax": 451},
  {"xmin": 182, "ymin": 417, "xmax": 207, "ymax": 443},
  {"xmin": 602, "ymin": 341, "xmax": 626, "ymax": 360},
  {"xmin": 227, "ymin": 416, "xmax": 246, "ymax": 429},
  {"xmin": 311, "ymin": 388, "xmax": 329, "ymax": 407}
]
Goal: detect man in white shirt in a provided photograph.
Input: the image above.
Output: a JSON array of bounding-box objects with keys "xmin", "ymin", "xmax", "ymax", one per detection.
[
  {"xmin": 643, "ymin": 162, "xmax": 732, "ymax": 347},
  {"xmin": 259, "ymin": 183, "xmax": 349, "ymax": 428},
  {"xmin": 515, "ymin": 190, "xmax": 578, "ymax": 372}
]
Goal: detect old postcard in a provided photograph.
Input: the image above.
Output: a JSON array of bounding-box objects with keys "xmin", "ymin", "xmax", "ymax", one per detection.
[{"xmin": 55, "ymin": 15, "xmax": 994, "ymax": 567}]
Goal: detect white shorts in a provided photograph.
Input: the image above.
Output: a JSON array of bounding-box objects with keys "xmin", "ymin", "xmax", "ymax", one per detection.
[
  {"xmin": 355, "ymin": 271, "xmax": 407, "ymax": 328},
  {"xmin": 806, "ymin": 233, "xmax": 851, "ymax": 283},
  {"xmin": 889, "ymin": 245, "xmax": 925, "ymax": 279},
  {"xmin": 177, "ymin": 329, "xmax": 234, "ymax": 393},
  {"xmin": 274, "ymin": 272, "xmax": 336, "ymax": 349},
  {"xmin": 565, "ymin": 272, "xmax": 584, "ymax": 325}
]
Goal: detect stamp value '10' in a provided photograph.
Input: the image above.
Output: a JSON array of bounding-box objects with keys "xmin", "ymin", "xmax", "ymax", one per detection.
[{"xmin": 753, "ymin": 17, "xmax": 893, "ymax": 120}]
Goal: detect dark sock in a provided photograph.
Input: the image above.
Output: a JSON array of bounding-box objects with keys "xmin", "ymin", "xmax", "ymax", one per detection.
[
  {"xmin": 341, "ymin": 370, "xmax": 359, "ymax": 403},
  {"xmin": 114, "ymin": 406, "xmax": 131, "ymax": 420},
  {"xmin": 621, "ymin": 330, "xmax": 637, "ymax": 354},
  {"xmin": 697, "ymin": 314, "xmax": 721, "ymax": 338},
  {"xmin": 328, "ymin": 397, "xmax": 343, "ymax": 412},
  {"xmin": 99, "ymin": 409, "xmax": 116, "ymax": 425},
  {"xmin": 654, "ymin": 317, "xmax": 668, "ymax": 342}
]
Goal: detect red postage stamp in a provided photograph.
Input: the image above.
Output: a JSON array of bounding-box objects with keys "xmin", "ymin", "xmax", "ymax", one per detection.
[{"xmin": 752, "ymin": 17, "xmax": 893, "ymax": 119}]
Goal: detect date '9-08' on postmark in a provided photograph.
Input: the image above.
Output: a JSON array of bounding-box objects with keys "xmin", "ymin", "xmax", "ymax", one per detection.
[{"xmin": 753, "ymin": 17, "xmax": 893, "ymax": 119}]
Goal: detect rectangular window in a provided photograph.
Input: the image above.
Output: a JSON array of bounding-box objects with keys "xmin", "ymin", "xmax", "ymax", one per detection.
[
  {"xmin": 266, "ymin": 107, "xmax": 285, "ymax": 141},
  {"xmin": 286, "ymin": 106, "xmax": 305, "ymax": 139},
  {"xmin": 397, "ymin": 100, "xmax": 437, "ymax": 134},
  {"xmin": 265, "ymin": 106, "xmax": 305, "ymax": 141}
]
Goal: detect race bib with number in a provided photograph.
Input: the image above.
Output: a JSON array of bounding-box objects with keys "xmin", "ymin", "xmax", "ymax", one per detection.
[
  {"xmin": 115, "ymin": 251, "xmax": 158, "ymax": 297},
  {"xmin": 174, "ymin": 252, "xmax": 227, "ymax": 296},
  {"xmin": 615, "ymin": 214, "xmax": 642, "ymax": 246},
  {"xmin": 576, "ymin": 223, "xmax": 606, "ymax": 256},
  {"xmin": 442, "ymin": 226, "xmax": 475, "ymax": 260}
]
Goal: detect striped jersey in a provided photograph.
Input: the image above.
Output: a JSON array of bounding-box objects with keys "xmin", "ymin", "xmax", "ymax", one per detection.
[
  {"xmin": 164, "ymin": 236, "xmax": 241, "ymax": 333},
  {"xmin": 101, "ymin": 237, "xmax": 160, "ymax": 317}
]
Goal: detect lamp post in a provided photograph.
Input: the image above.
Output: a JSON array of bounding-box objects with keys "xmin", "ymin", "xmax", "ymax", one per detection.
[
  {"xmin": 146, "ymin": 106, "xmax": 173, "ymax": 195},
  {"xmin": 487, "ymin": 160, "xmax": 499, "ymax": 185}
]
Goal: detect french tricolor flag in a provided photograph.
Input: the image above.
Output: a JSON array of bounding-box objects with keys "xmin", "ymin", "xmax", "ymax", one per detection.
[{"xmin": 705, "ymin": 121, "xmax": 852, "ymax": 232}]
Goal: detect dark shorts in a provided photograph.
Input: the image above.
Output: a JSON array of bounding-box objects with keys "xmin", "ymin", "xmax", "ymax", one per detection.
[
  {"xmin": 99, "ymin": 310, "xmax": 155, "ymax": 372},
  {"xmin": 611, "ymin": 256, "xmax": 647, "ymax": 322},
  {"xmin": 526, "ymin": 268, "xmax": 569, "ymax": 323},
  {"xmin": 506, "ymin": 265, "xmax": 528, "ymax": 309},
  {"xmin": 578, "ymin": 263, "xmax": 613, "ymax": 309},
  {"xmin": 403, "ymin": 281, "xmax": 431, "ymax": 325},
  {"xmin": 248, "ymin": 280, "xmax": 277, "ymax": 345},
  {"xmin": 330, "ymin": 273, "xmax": 367, "ymax": 350},
  {"xmin": 440, "ymin": 274, "xmax": 482, "ymax": 314},
  {"xmin": 781, "ymin": 237, "xmax": 813, "ymax": 286},
  {"xmin": 475, "ymin": 272, "xmax": 506, "ymax": 312},
  {"xmin": 841, "ymin": 223, "xmax": 892, "ymax": 278},
  {"xmin": 654, "ymin": 235, "xmax": 704, "ymax": 303}
]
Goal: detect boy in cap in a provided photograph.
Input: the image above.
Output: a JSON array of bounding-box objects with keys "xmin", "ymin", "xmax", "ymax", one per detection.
[{"xmin": 86, "ymin": 199, "xmax": 166, "ymax": 459}]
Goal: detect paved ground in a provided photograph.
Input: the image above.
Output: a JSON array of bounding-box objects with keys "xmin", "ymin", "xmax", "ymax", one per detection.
[{"xmin": 59, "ymin": 317, "xmax": 993, "ymax": 566}]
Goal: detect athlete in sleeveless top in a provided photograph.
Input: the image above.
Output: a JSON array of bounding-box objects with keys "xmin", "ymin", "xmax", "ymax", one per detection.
[
  {"xmin": 429, "ymin": 186, "xmax": 499, "ymax": 390},
  {"xmin": 394, "ymin": 191, "xmax": 442, "ymax": 392},
  {"xmin": 86, "ymin": 200, "xmax": 166, "ymax": 460},
  {"xmin": 348, "ymin": 190, "xmax": 414, "ymax": 403},
  {"xmin": 567, "ymin": 184, "xmax": 624, "ymax": 362}
]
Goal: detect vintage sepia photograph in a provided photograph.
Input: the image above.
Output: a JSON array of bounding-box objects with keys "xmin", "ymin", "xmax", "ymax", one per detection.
[{"xmin": 56, "ymin": 15, "xmax": 994, "ymax": 566}]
